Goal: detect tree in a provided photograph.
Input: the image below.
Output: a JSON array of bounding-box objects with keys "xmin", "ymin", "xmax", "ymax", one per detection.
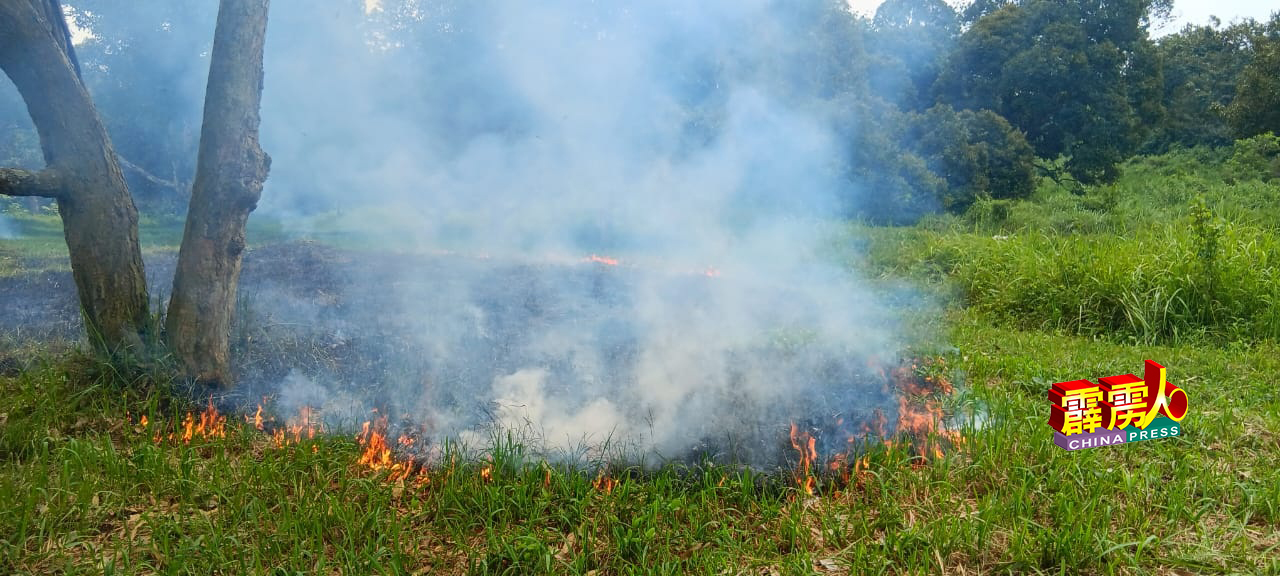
[
  {"xmin": 68, "ymin": 1, "xmax": 219, "ymax": 213},
  {"xmin": 0, "ymin": 0, "xmax": 151, "ymax": 352},
  {"xmin": 1148, "ymin": 19, "xmax": 1260, "ymax": 151},
  {"xmin": 868, "ymin": 0, "xmax": 960, "ymax": 111},
  {"xmin": 0, "ymin": 0, "xmax": 271, "ymax": 386},
  {"xmin": 1226, "ymin": 36, "xmax": 1280, "ymax": 139},
  {"xmin": 166, "ymin": 0, "xmax": 272, "ymax": 386},
  {"xmin": 935, "ymin": 0, "xmax": 1166, "ymax": 183},
  {"xmin": 909, "ymin": 105, "xmax": 1036, "ymax": 212}
]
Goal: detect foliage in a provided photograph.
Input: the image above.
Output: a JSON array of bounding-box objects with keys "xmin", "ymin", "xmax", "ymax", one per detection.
[
  {"xmin": 864, "ymin": 149, "xmax": 1280, "ymax": 345},
  {"xmin": 867, "ymin": 0, "xmax": 960, "ymax": 111},
  {"xmin": 69, "ymin": 1, "xmax": 218, "ymax": 214},
  {"xmin": 1226, "ymin": 36, "xmax": 1280, "ymax": 139},
  {"xmin": 1224, "ymin": 132, "xmax": 1280, "ymax": 183},
  {"xmin": 909, "ymin": 105, "xmax": 1037, "ymax": 212},
  {"xmin": 1147, "ymin": 19, "xmax": 1259, "ymax": 151},
  {"xmin": 935, "ymin": 0, "xmax": 1165, "ymax": 185}
]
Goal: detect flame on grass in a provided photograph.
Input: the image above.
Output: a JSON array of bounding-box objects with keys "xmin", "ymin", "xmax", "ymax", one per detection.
[
  {"xmin": 247, "ymin": 405, "xmax": 264, "ymax": 430},
  {"xmin": 273, "ymin": 405, "xmax": 321, "ymax": 447},
  {"xmin": 355, "ymin": 416, "xmax": 417, "ymax": 482},
  {"xmin": 131, "ymin": 359, "xmax": 961, "ymax": 498},
  {"xmin": 789, "ymin": 423, "xmax": 818, "ymax": 495},
  {"xmin": 140, "ymin": 397, "xmax": 226, "ymax": 444},
  {"xmin": 592, "ymin": 471, "xmax": 616, "ymax": 494},
  {"xmin": 787, "ymin": 356, "xmax": 964, "ymax": 495}
]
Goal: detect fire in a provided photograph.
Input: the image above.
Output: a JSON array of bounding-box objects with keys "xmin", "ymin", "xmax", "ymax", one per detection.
[
  {"xmin": 585, "ymin": 254, "xmax": 619, "ymax": 266},
  {"xmin": 356, "ymin": 416, "xmax": 414, "ymax": 481},
  {"xmin": 789, "ymin": 423, "xmax": 818, "ymax": 495},
  {"xmin": 247, "ymin": 405, "xmax": 264, "ymax": 430},
  {"xmin": 273, "ymin": 405, "xmax": 321, "ymax": 447},
  {"xmin": 592, "ymin": 472, "xmax": 616, "ymax": 493},
  {"xmin": 889, "ymin": 357, "xmax": 962, "ymax": 461},
  {"xmin": 177, "ymin": 397, "xmax": 226, "ymax": 444},
  {"xmin": 125, "ymin": 354, "xmax": 961, "ymax": 500},
  {"xmin": 782, "ymin": 356, "xmax": 963, "ymax": 496}
]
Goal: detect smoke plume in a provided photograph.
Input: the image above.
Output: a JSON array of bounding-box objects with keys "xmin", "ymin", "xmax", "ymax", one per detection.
[{"xmin": 224, "ymin": 0, "xmax": 917, "ymax": 466}]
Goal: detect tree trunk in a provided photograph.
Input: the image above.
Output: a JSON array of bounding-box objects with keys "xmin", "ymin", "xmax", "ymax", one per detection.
[
  {"xmin": 0, "ymin": 0, "xmax": 150, "ymax": 352},
  {"xmin": 166, "ymin": 0, "xmax": 271, "ymax": 387}
]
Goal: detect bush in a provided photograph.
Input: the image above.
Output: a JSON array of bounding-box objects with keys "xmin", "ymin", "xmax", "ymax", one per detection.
[
  {"xmin": 910, "ymin": 105, "xmax": 1037, "ymax": 213},
  {"xmin": 1224, "ymin": 132, "xmax": 1280, "ymax": 183}
]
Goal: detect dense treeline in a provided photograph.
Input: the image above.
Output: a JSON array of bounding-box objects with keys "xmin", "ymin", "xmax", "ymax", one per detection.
[{"xmin": 1, "ymin": 0, "xmax": 1277, "ymax": 222}]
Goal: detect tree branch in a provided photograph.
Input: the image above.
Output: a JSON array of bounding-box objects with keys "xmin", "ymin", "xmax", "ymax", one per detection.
[
  {"xmin": 117, "ymin": 156, "xmax": 186, "ymax": 192},
  {"xmin": 0, "ymin": 167, "xmax": 63, "ymax": 198}
]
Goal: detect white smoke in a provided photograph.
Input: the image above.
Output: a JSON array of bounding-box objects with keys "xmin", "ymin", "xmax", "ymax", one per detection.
[{"xmin": 236, "ymin": 0, "xmax": 917, "ymax": 465}]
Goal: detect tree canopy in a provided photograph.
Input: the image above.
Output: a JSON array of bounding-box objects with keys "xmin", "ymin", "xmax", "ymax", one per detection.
[{"xmin": 1, "ymin": 0, "xmax": 1277, "ymax": 224}]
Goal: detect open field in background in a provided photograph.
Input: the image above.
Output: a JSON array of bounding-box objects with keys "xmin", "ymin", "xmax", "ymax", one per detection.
[{"xmin": 2, "ymin": 151, "xmax": 1279, "ymax": 574}]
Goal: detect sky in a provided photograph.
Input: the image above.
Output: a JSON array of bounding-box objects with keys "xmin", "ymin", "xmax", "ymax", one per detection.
[{"xmin": 845, "ymin": 0, "xmax": 1277, "ymax": 36}]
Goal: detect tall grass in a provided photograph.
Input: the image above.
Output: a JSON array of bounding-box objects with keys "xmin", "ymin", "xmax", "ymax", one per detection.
[{"xmin": 859, "ymin": 150, "xmax": 1280, "ymax": 346}]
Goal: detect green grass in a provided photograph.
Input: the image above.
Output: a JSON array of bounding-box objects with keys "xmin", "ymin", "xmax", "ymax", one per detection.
[
  {"xmin": 1, "ymin": 313, "xmax": 1277, "ymax": 575},
  {"xmin": 1, "ymin": 150, "xmax": 1279, "ymax": 574},
  {"xmin": 0, "ymin": 211, "xmax": 298, "ymax": 278}
]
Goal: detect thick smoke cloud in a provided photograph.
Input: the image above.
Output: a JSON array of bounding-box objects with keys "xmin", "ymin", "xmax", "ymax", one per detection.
[{"xmin": 242, "ymin": 0, "xmax": 912, "ymax": 465}]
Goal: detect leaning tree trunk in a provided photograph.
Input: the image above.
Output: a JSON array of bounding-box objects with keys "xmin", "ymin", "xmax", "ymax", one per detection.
[
  {"xmin": 0, "ymin": 0, "xmax": 150, "ymax": 352},
  {"xmin": 166, "ymin": 0, "xmax": 271, "ymax": 387}
]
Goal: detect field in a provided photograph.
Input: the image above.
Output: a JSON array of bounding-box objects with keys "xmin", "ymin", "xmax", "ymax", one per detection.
[{"xmin": 2, "ymin": 151, "xmax": 1279, "ymax": 575}]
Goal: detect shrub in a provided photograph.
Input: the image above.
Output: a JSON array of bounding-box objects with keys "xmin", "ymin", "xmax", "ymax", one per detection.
[{"xmin": 1224, "ymin": 132, "xmax": 1280, "ymax": 183}]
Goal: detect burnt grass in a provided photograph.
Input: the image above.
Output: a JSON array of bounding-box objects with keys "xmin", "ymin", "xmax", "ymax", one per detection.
[{"xmin": 1, "ymin": 241, "xmax": 919, "ymax": 470}]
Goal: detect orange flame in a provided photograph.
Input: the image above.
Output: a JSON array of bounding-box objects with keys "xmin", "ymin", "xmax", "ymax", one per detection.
[
  {"xmin": 889, "ymin": 357, "xmax": 962, "ymax": 461},
  {"xmin": 273, "ymin": 406, "xmax": 320, "ymax": 447},
  {"xmin": 592, "ymin": 472, "xmax": 616, "ymax": 493},
  {"xmin": 356, "ymin": 416, "xmax": 414, "ymax": 482},
  {"xmin": 172, "ymin": 397, "xmax": 226, "ymax": 444},
  {"xmin": 247, "ymin": 405, "xmax": 264, "ymax": 431},
  {"xmin": 789, "ymin": 423, "xmax": 817, "ymax": 495}
]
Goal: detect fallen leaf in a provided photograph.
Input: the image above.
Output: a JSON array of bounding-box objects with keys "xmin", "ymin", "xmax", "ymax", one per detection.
[{"xmin": 815, "ymin": 558, "xmax": 844, "ymax": 572}]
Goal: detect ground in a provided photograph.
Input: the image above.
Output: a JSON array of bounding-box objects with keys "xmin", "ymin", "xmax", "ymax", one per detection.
[{"xmin": 1, "ymin": 154, "xmax": 1279, "ymax": 574}]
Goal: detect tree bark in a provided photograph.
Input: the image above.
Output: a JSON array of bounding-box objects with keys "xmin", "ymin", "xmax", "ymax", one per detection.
[
  {"xmin": 0, "ymin": 168, "xmax": 62, "ymax": 197},
  {"xmin": 166, "ymin": 0, "xmax": 271, "ymax": 387},
  {"xmin": 0, "ymin": 0, "xmax": 151, "ymax": 352}
]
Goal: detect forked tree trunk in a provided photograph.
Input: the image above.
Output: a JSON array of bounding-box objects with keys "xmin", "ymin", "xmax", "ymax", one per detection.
[
  {"xmin": 0, "ymin": 0, "xmax": 150, "ymax": 352},
  {"xmin": 166, "ymin": 0, "xmax": 271, "ymax": 387}
]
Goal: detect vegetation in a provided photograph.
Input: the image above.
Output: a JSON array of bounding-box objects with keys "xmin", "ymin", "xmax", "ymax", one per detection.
[
  {"xmin": 5, "ymin": 1, "xmax": 1278, "ymax": 224},
  {"xmin": 2, "ymin": 0, "xmax": 1280, "ymax": 574},
  {"xmin": 2, "ymin": 146, "xmax": 1279, "ymax": 575}
]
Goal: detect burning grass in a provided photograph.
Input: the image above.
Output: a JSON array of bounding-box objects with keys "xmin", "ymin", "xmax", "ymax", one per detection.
[
  {"xmin": 125, "ymin": 353, "xmax": 966, "ymax": 504},
  {"xmin": 1, "ymin": 329, "xmax": 1279, "ymax": 575},
  {"xmin": 2, "ymin": 213, "xmax": 1279, "ymax": 574}
]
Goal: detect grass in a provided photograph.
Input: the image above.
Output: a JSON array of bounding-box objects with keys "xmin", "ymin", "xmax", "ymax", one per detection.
[
  {"xmin": 1, "ymin": 150, "xmax": 1279, "ymax": 574},
  {"xmin": 1, "ymin": 313, "xmax": 1277, "ymax": 574}
]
